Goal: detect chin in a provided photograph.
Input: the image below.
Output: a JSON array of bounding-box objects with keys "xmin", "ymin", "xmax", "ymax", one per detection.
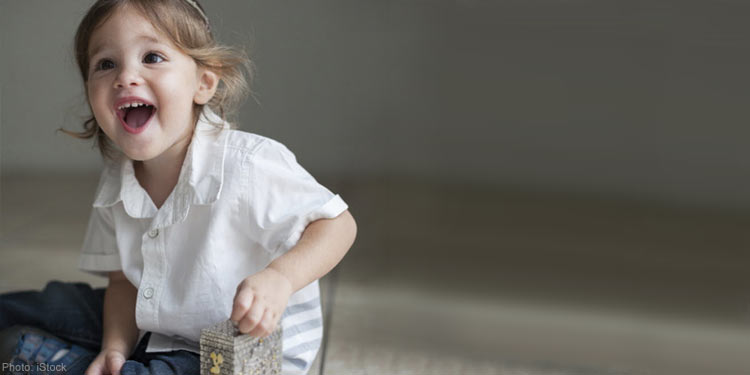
[
  {"xmin": 115, "ymin": 136, "xmax": 162, "ymax": 161},
  {"xmin": 121, "ymin": 147, "xmax": 159, "ymax": 162}
]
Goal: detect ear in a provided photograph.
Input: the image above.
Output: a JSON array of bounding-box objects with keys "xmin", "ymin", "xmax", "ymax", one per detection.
[{"xmin": 194, "ymin": 68, "xmax": 220, "ymax": 105}]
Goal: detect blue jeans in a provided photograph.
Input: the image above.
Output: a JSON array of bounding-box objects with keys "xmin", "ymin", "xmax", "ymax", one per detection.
[{"xmin": 0, "ymin": 281, "xmax": 199, "ymax": 375}]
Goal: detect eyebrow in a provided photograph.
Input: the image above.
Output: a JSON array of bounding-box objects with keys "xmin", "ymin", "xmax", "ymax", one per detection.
[{"xmin": 89, "ymin": 35, "xmax": 164, "ymax": 58}]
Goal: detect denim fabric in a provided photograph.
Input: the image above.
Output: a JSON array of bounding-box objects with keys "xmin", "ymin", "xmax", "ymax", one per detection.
[{"xmin": 0, "ymin": 281, "xmax": 199, "ymax": 375}]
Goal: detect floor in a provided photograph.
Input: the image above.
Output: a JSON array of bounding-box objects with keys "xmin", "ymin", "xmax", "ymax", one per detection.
[{"xmin": 1, "ymin": 174, "xmax": 749, "ymax": 374}]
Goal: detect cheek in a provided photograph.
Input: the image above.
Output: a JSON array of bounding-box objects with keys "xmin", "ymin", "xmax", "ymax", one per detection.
[
  {"xmin": 87, "ymin": 87, "xmax": 112, "ymax": 130},
  {"xmin": 157, "ymin": 72, "xmax": 190, "ymax": 93},
  {"xmin": 87, "ymin": 83, "xmax": 106, "ymax": 109},
  {"xmin": 156, "ymin": 75, "xmax": 197, "ymax": 107}
]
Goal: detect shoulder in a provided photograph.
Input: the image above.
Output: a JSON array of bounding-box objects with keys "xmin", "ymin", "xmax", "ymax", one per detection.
[
  {"xmin": 222, "ymin": 129, "xmax": 296, "ymax": 164},
  {"xmin": 220, "ymin": 130, "xmax": 315, "ymax": 192},
  {"xmin": 219, "ymin": 129, "xmax": 307, "ymax": 206}
]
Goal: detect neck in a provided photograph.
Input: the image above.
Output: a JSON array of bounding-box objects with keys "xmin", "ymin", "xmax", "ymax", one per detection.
[{"xmin": 134, "ymin": 130, "xmax": 194, "ymax": 208}]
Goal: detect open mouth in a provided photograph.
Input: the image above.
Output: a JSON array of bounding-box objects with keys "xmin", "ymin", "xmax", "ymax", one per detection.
[{"xmin": 117, "ymin": 104, "xmax": 157, "ymax": 134}]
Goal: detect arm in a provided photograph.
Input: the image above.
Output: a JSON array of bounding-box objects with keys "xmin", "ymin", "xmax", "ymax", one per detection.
[
  {"xmin": 102, "ymin": 271, "xmax": 140, "ymax": 354},
  {"xmin": 85, "ymin": 271, "xmax": 139, "ymax": 375},
  {"xmin": 269, "ymin": 209, "xmax": 357, "ymax": 291},
  {"xmin": 231, "ymin": 210, "xmax": 357, "ymax": 336}
]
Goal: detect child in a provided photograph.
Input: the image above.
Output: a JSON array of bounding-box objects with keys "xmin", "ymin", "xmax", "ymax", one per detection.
[{"xmin": 0, "ymin": 0, "xmax": 356, "ymax": 374}]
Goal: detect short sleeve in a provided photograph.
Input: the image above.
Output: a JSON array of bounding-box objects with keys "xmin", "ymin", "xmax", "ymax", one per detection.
[
  {"xmin": 248, "ymin": 139, "xmax": 348, "ymax": 257},
  {"xmin": 78, "ymin": 206, "xmax": 122, "ymax": 277}
]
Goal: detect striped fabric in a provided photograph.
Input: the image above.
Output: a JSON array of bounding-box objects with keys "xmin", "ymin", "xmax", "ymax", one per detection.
[{"xmin": 280, "ymin": 285, "xmax": 324, "ymax": 375}]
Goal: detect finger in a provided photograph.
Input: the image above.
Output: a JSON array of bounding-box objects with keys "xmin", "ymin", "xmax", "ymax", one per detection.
[
  {"xmin": 238, "ymin": 302, "xmax": 265, "ymax": 334},
  {"xmin": 263, "ymin": 309, "xmax": 281, "ymax": 337},
  {"xmin": 248, "ymin": 307, "xmax": 272, "ymax": 337},
  {"xmin": 84, "ymin": 360, "xmax": 103, "ymax": 375},
  {"xmin": 231, "ymin": 288, "xmax": 255, "ymax": 323},
  {"xmin": 268, "ymin": 309, "xmax": 280, "ymax": 327},
  {"xmin": 107, "ymin": 352, "xmax": 126, "ymax": 375},
  {"xmin": 86, "ymin": 355, "xmax": 107, "ymax": 375}
]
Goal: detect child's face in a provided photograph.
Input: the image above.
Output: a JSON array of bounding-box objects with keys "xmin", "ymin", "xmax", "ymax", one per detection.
[{"xmin": 86, "ymin": 5, "xmax": 214, "ymax": 162}]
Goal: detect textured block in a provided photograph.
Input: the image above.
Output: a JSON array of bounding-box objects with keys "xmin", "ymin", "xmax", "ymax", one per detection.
[{"xmin": 200, "ymin": 320, "xmax": 282, "ymax": 375}]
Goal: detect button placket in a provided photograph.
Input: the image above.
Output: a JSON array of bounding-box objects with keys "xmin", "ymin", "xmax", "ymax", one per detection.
[{"xmin": 137, "ymin": 226, "xmax": 164, "ymax": 331}]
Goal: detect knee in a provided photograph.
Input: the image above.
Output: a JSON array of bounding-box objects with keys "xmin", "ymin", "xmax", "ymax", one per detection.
[
  {"xmin": 42, "ymin": 280, "xmax": 69, "ymax": 295},
  {"xmin": 41, "ymin": 281, "xmax": 92, "ymax": 305},
  {"xmin": 39, "ymin": 281, "xmax": 71, "ymax": 306}
]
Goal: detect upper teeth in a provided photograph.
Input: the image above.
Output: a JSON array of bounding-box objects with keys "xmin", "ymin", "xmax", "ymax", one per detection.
[{"xmin": 118, "ymin": 102, "xmax": 150, "ymax": 110}]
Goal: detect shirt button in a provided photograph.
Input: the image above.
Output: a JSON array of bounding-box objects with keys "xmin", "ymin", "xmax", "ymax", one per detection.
[
  {"xmin": 143, "ymin": 287, "xmax": 154, "ymax": 299},
  {"xmin": 148, "ymin": 229, "xmax": 159, "ymax": 238}
]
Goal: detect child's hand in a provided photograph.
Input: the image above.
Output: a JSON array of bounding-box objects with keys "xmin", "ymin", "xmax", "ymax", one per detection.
[
  {"xmin": 230, "ymin": 268, "xmax": 293, "ymax": 337},
  {"xmin": 85, "ymin": 348, "xmax": 127, "ymax": 375}
]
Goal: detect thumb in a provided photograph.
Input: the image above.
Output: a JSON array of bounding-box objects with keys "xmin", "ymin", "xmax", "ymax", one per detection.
[
  {"xmin": 84, "ymin": 359, "xmax": 105, "ymax": 375},
  {"xmin": 106, "ymin": 352, "xmax": 126, "ymax": 375}
]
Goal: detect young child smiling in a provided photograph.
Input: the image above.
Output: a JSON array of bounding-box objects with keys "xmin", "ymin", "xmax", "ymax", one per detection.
[{"xmin": 0, "ymin": 1, "xmax": 356, "ymax": 374}]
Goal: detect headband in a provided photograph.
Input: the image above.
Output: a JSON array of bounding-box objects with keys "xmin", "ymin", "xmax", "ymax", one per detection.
[{"xmin": 184, "ymin": 0, "xmax": 210, "ymax": 28}]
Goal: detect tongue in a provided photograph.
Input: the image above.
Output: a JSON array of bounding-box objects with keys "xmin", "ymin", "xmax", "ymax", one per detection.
[{"xmin": 125, "ymin": 106, "xmax": 153, "ymax": 128}]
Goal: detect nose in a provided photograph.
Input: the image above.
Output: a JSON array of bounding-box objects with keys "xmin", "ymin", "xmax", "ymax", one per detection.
[{"xmin": 113, "ymin": 64, "xmax": 144, "ymax": 89}]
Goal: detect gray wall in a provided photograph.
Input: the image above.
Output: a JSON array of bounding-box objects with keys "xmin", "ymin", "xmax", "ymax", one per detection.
[{"xmin": 2, "ymin": 0, "xmax": 750, "ymax": 208}]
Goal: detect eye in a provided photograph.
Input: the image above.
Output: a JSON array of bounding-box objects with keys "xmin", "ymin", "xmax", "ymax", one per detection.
[
  {"xmin": 144, "ymin": 52, "xmax": 165, "ymax": 64},
  {"xmin": 94, "ymin": 59, "xmax": 115, "ymax": 71}
]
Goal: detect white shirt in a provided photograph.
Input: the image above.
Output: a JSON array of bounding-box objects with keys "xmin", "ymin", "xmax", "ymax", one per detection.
[{"xmin": 78, "ymin": 108, "xmax": 347, "ymax": 374}]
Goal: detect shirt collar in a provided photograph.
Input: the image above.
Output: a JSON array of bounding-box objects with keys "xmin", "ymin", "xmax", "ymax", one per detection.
[{"xmin": 92, "ymin": 107, "xmax": 229, "ymax": 227}]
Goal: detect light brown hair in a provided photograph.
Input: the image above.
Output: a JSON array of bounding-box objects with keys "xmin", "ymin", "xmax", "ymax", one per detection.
[{"xmin": 63, "ymin": 0, "xmax": 253, "ymax": 159}]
